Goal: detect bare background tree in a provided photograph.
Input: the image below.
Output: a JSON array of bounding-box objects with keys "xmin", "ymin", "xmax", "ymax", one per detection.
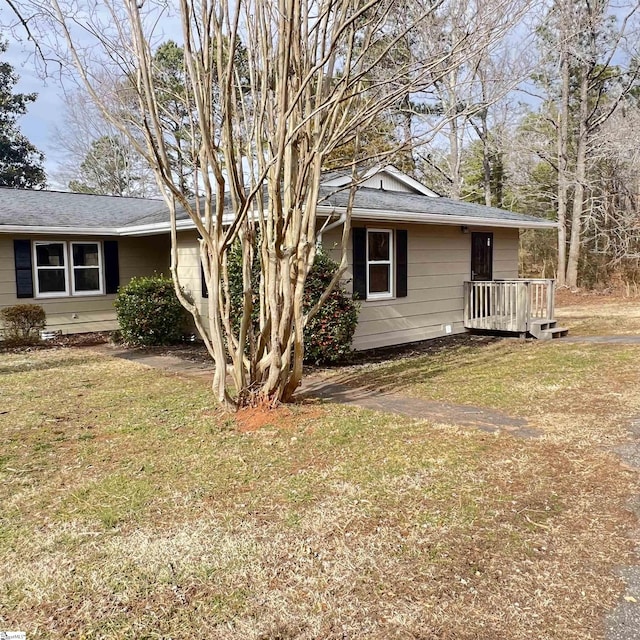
[
  {"xmin": 53, "ymin": 89, "xmax": 158, "ymax": 196},
  {"xmin": 6, "ymin": 0, "xmax": 640, "ymax": 304},
  {"xmin": 526, "ymin": 0, "xmax": 640, "ymax": 288}
]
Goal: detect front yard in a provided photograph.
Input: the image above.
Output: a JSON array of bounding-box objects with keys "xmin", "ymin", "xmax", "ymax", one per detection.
[{"xmin": 1, "ymin": 311, "xmax": 640, "ymax": 638}]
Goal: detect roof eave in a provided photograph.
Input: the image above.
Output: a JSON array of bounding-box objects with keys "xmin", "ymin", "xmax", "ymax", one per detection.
[
  {"xmin": 1, "ymin": 206, "xmax": 558, "ymax": 236},
  {"xmin": 0, "ymin": 225, "xmax": 121, "ymax": 236},
  {"xmin": 318, "ymin": 205, "xmax": 558, "ymax": 230},
  {"xmin": 118, "ymin": 218, "xmax": 195, "ymax": 236}
]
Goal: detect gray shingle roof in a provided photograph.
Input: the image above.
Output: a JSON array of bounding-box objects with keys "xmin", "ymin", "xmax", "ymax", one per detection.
[
  {"xmin": 0, "ymin": 188, "xmax": 166, "ymax": 228},
  {"xmin": 319, "ymin": 186, "xmax": 548, "ymax": 225},
  {"xmin": 0, "ymin": 183, "xmax": 553, "ymax": 232}
]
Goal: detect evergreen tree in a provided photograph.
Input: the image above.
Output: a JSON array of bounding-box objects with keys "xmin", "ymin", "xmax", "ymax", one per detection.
[
  {"xmin": 0, "ymin": 40, "xmax": 46, "ymax": 188},
  {"xmin": 68, "ymin": 135, "xmax": 138, "ymax": 196}
]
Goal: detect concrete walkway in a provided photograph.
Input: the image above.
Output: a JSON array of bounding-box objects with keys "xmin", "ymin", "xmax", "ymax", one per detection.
[
  {"xmin": 92, "ymin": 344, "xmax": 214, "ymax": 379},
  {"xmin": 562, "ymin": 335, "xmax": 640, "ymax": 344},
  {"xmin": 300, "ymin": 376, "xmax": 539, "ymax": 438}
]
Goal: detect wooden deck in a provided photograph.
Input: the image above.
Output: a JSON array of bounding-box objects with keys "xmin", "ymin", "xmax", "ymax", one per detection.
[{"xmin": 463, "ymin": 279, "xmax": 560, "ymax": 336}]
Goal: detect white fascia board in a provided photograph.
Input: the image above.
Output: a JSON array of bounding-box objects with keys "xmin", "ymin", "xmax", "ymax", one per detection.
[
  {"xmin": 118, "ymin": 218, "xmax": 196, "ymax": 236},
  {"xmin": 316, "ymin": 205, "xmax": 558, "ymax": 230},
  {"xmin": 2, "ymin": 214, "xmax": 234, "ymax": 238},
  {"xmin": 119, "ymin": 211, "xmax": 244, "ymax": 235},
  {"xmin": 0, "ymin": 225, "xmax": 121, "ymax": 236}
]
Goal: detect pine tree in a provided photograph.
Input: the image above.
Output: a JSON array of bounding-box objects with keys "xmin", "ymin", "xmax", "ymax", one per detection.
[{"xmin": 0, "ymin": 40, "xmax": 46, "ymax": 189}]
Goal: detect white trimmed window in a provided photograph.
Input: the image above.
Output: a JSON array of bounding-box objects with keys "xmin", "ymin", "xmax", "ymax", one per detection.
[
  {"xmin": 34, "ymin": 242, "xmax": 69, "ymax": 297},
  {"xmin": 71, "ymin": 242, "xmax": 103, "ymax": 295},
  {"xmin": 33, "ymin": 241, "xmax": 103, "ymax": 298},
  {"xmin": 366, "ymin": 229, "xmax": 393, "ymax": 299}
]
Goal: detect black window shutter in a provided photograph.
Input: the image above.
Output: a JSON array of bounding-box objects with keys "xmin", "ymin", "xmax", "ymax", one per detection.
[
  {"xmin": 104, "ymin": 240, "xmax": 120, "ymax": 294},
  {"xmin": 14, "ymin": 239, "xmax": 33, "ymax": 298},
  {"xmin": 396, "ymin": 229, "xmax": 408, "ymax": 298},
  {"xmin": 201, "ymin": 264, "xmax": 209, "ymax": 298},
  {"xmin": 352, "ymin": 227, "xmax": 367, "ymax": 300}
]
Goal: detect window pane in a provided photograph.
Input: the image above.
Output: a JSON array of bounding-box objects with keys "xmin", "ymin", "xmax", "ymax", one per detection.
[
  {"xmin": 368, "ymin": 232, "xmax": 389, "ymax": 261},
  {"xmin": 73, "ymin": 243, "xmax": 99, "ymax": 267},
  {"xmin": 36, "ymin": 243, "xmax": 65, "ymax": 267},
  {"xmin": 369, "ymin": 264, "xmax": 390, "ymax": 293},
  {"xmin": 74, "ymin": 268, "xmax": 100, "ymax": 292},
  {"xmin": 38, "ymin": 269, "xmax": 66, "ymax": 293}
]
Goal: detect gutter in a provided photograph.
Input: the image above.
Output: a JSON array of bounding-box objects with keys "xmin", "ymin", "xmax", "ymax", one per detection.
[
  {"xmin": 316, "ymin": 205, "xmax": 558, "ymax": 231},
  {"xmin": 118, "ymin": 218, "xmax": 197, "ymax": 236},
  {"xmin": 316, "ymin": 210, "xmax": 347, "ymax": 245},
  {"xmin": 0, "ymin": 224, "xmax": 121, "ymax": 236}
]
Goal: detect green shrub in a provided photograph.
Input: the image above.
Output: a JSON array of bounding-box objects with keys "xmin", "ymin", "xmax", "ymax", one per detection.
[
  {"xmin": 302, "ymin": 252, "xmax": 359, "ymax": 364},
  {"xmin": 227, "ymin": 245, "xmax": 359, "ymax": 364},
  {"xmin": 1, "ymin": 303, "xmax": 46, "ymax": 345},
  {"xmin": 114, "ymin": 275, "xmax": 188, "ymax": 346}
]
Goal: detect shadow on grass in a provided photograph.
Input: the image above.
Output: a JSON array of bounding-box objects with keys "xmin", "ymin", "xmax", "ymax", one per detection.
[{"xmin": 326, "ymin": 334, "xmax": 510, "ymax": 395}]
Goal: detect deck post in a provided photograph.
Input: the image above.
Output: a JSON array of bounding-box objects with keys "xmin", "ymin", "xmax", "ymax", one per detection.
[
  {"xmin": 546, "ymin": 279, "xmax": 555, "ymax": 321},
  {"xmin": 463, "ymin": 281, "xmax": 471, "ymax": 326},
  {"xmin": 516, "ymin": 281, "xmax": 529, "ymax": 332}
]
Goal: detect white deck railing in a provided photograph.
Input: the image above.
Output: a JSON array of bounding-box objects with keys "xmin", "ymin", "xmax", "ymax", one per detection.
[{"xmin": 463, "ymin": 279, "xmax": 555, "ymax": 334}]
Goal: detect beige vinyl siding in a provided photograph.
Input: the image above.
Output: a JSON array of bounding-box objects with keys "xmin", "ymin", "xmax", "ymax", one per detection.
[
  {"xmin": 324, "ymin": 224, "xmax": 519, "ymax": 351},
  {"xmin": 174, "ymin": 232, "xmax": 201, "ymax": 301},
  {"xmin": 0, "ymin": 234, "xmax": 170, "ymax": 334},
  {"xmin": 173, "ymin": 223, "xmax": 520, "ymax": 351},
  {"xmin": 174, "ymin": 232, "xmax": 209, "ymax": 334},
  {"xmin": 0, "ymin": 237, "xmax": 14, "ymax": 299}
]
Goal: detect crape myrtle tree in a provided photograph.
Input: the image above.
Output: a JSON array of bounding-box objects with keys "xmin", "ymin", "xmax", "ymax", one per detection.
[{"xmin": 12, "ymin": 0, "xmax": 532, "ymax": 409}]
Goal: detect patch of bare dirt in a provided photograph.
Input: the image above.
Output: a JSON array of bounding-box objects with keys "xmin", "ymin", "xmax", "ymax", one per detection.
[
  {"xmin": 234, "ymin": 405, "xmax": 294, "ymax": 432},
  {"xmin": 234, "ymin": 404, "xmax": 323, "ymax": 432}
]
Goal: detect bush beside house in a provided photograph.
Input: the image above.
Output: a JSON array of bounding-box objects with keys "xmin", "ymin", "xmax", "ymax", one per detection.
[
  {"xmin": 228, "ymin": 247, "xmax": 358, "ymax": 364},
  {"xmin": 115, "ymin": 275, "xmax": 188, "ymax": 346},
  {"xmin": 0, "ymin": 303, "xmax": 46, "ymax": 345},
  {"xmin": 302, "ymin": 252, "xmax": 359, "ymax": 364}
]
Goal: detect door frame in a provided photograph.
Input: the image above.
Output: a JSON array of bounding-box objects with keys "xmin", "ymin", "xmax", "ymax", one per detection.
[{"xmin": 471, "ymin": 232, "xmax": 494, "ymax": 281}]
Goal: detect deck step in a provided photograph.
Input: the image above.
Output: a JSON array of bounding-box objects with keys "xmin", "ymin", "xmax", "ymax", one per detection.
[
  {"xmin": 537, "ymin": 326, "xmax": 569, "ymax": 340},
  {"xmin": 529, "ymin": 319, "xmax": 569, "ymax": 340}
]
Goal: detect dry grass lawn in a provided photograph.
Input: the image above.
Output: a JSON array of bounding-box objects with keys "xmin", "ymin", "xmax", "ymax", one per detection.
[
  {"xmin": 555, "ymin": 290, "xmax": 640, "ymax": 336},
  {"xmin": 1, "ymin": 338, "xmax": 639, "ymax": 639}
]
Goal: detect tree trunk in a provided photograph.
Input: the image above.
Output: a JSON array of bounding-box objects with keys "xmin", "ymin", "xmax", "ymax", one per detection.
[
  {"xmin": 479, "ymin": 111, "xmax": 492, "ymax": 207},
  {"xmin": 556, "ymin": 37, "xmax": 570, "ymax": 287},
  {"xmin": 566, "ymin": 63, "xmax": 590, "ymax": 290},
  {"xmin": 448, "ymin": 122, "xmax": 463, "ymax": 199}
]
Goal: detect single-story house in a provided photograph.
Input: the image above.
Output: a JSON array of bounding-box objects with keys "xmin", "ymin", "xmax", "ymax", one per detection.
[{"xmin": 0, "ymin": 166, "xmax": 560, "ymax": 348}]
